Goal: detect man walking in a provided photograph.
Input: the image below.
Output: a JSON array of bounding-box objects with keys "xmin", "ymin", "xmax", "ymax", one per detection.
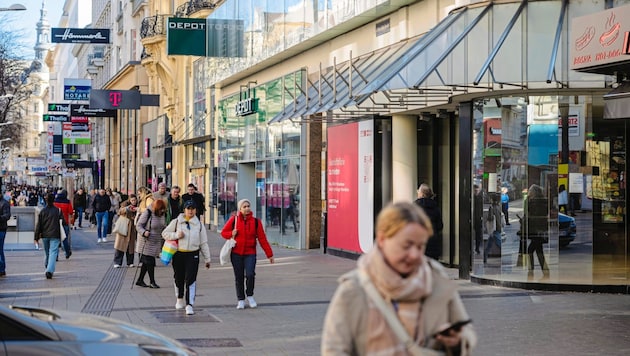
[
  {"xmin": 73, "ymin": 188, "xmax": 87, "ymax": 229},
  {"xmin": 92, "ymin": 189, "xmax": 111, "ymax": 243},
  {"xmin": 0, "ymin": 192, "xmax": 11, "ymax": 277},
  {"xmin": 166, "ymin": 185, "xmax": 183, "ymax": 225},
  {"xmin": 182, "ymin": 184, "xmax": 206, "ymax": 221}
]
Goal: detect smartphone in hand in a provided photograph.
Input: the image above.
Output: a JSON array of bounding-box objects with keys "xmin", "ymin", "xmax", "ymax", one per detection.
[{"xmin": 434, "ymin": 319, "xmax": 472, "ymax": 337}]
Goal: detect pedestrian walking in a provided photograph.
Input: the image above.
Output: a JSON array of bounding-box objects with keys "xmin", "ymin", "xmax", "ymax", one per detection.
[
  {"xmin": 525, "ymin": 184, "xmax": 550, "ymax": 275},
  {"xmin": 220, "ymin": 198, "xmax": 274, "ymax": 310},
  {"xmin": 153, "ymin": 182, "xmax": 169, "ymax": 203},
  {"xmin": 473, "ymin": 184, "xmax": 484, "ymax": 254},
  {"xmin": 113, "ymin": 194, "xmax": 138, "ymax": 268},
  {"xmin": 86, "ymin": 189, "xmax": 96, "ymax": 227},
  {"xmin": 135, "ymin": 199, "xmax": 167, "ymax": 288},
  {"xmin": 92, "ymin": 189, "xmax": 111, "ymax": 243},
  {"xmin": 34, "ymin": 193, "xmax": 69, "ymax": 279},
  {"xmin": 0, "ymin": 192, "xmax": 11, "ymax": 277},
  {"xmin": 162, "ymin": 200, "xmax": 211, "ymax": 315},
  {"xmin": 166, "ymin": 185, "xmax": 183, "ymax": 225},
  {"xmin": 137, "ymin": 186, "xmax": 155, "ymax": 216},
  {"xmin": 483, "ymin": 194, "xmax": 503, "ymax": 264},
  {"xmin": 414, "ymin": 184, "xmax": 443, "ymax": 260},
  {"xmin": 53, "ymin": 190, "xmax": 73, "ymax": 259},
  {"xmin": 321, "ymin": 202, "xmax": 477, "ymax": 355},
  {"xmin": 182, "ymin": 183, "xmax": 206, "ymax": 220},
  {"xmin": 501, "ymin": 187, "xmax": 510, "ymax": 225},
  {"xmin": 72, "ymin": 188, "xmax": 87, "ymax": 229}
]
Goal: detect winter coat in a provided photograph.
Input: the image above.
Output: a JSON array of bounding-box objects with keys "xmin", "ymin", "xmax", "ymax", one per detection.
[
  {"xmin": 322, "ymin": 256, "xmax": 476, "ymax": 356},
  {"xmin": 414, "ymin": 198, "xmax": 444, "ymax": 259},
  {"xmin": 113, "ymin": 200, "xmax": 138, "ymax": 253},
  {"xmin": 35, "ymin": 206, "xmax": 66, "ymax": 240},
  {"xmin": 92, "ymin": 193, "xmax": 111, "ymax": 213},
  {"xmin": 135, "ymin": 207, "xmax": 166, "ymax": 258},
  {"xmin": 220, "ymin": 212, "xmax": 273, "ymax": 258},
  {"xmin": 54, "ymin": 192, "xmax": 74, "ymax": 225},
  {"xmin": 166, "ymin": 195, "xmax": 183, "ymax": 225},
  {"xmin": 0, "ymin": 198, "xmax": 10, "ymax": 231},
  {"xmin": 162, "ymin": 214, "xmax": 211, "ymax": 263},
  {"xmin": 73, "ymin": 192, "xmax": 87, "ymax": 210}
]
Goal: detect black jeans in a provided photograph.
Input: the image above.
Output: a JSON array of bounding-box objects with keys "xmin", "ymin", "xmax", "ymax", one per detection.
[
  {"xmin": 113, "ymin": 249, "xmax": 134, "ymax": 266},
  {"xmin": 137, "ymin": 254, "xmax": 156, "ymax": 284},
  {"xmin": 231, "ymin": 253, "xmax": 257, "ymax": 300},
  {"xmin": 172, "ymin": 250, "xmax": 200, "ymax": 306}
]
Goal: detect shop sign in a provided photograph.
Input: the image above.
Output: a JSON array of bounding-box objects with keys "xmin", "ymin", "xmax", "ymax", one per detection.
[
  {"xmin": 558, "ymin": 114, "xmax": 579, "ymax": 137},
  {"xmin": 42, "ymin": 114, "xmax": 69, "ymax": 122},
  {"xmin": 70, "ymin": 104, "xmax": 116, "ymax": 117},
  {"xmin": 52, "ymin": 28, "xmax": 110, "ymax": 44},
  {"xmin": 47, "ymin": 103, "xmax": 70, "ymax": 113},
  {"xmin": 167, "ymin": 18, "xmax": 207, "ymax": 56},
  {"xmin": 64, "ymin": 78, "xmax": 91, "ymax": 101},
  {"xmin": 235, "ymin": 97, "xmax": 258, "ymax": 117},
  {"xmin": 571, "ymin": 4, "xmax": 630, "ymax": 71}
]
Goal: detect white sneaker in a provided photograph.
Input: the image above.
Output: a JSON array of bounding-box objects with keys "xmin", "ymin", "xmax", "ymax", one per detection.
[
  {"xmin": 185, "ymin": 305, "xmax": 194, "ymax": 315},
  {"xmin": 97, "ymin": 238, "xmax": 102, "ymax": 243},
  {"xmin": 102, "ymin": 237, "xmax": 108, "ymax": 243},
  {"xmin": 113, "ymin": 264, "xmax": 121, "ymax": 268},
  {"xmin": 247, "ymin": 296, "xmax": 257, "ymax": 308},
  {"xmin": 175, "ymin": 298, "xmax": 186, "ymax": 310},
  {"xmin": 236, "ymin": 300, "xmax": 245, "ymax": 309},
  {"xmin": 128, "ymin": 264, "xmax": 134, "ymax": 268}
]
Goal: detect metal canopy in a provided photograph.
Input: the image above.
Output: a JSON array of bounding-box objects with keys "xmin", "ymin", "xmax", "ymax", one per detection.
[{"xmin": 270, "ymin": 0, "xmax": 569, "ymax": 124}]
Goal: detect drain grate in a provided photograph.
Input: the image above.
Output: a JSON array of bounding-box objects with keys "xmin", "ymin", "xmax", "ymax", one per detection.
[
  {"xmin": 81, "ymin": 266, "xmax": 126, "ymax": 316},
  {"xmin": 178, "ymin": 338, "xmax": 242, "ymax": 348},
  {"xmin": 151, "ymin": 309, "xmax": 220, "ymax": 323}
]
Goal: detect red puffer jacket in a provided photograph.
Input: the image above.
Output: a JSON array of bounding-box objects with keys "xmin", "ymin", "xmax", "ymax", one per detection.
[{"xmin": 221, "ymin": 212, "xmax": 273, "ymax": 258}]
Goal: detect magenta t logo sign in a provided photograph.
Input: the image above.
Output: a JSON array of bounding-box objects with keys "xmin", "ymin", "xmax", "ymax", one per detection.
[{"xmin": 109, "ymin": 92, "xmax": 122, "ymax": 107}]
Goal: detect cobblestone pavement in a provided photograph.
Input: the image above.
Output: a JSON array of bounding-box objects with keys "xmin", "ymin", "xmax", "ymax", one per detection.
[{"xmin": 1, "ymin": 226, "xmax": 629, "ymax": 355}]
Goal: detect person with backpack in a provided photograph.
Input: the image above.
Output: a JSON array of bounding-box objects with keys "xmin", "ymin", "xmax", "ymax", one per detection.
[
  {"xmin": 221, "ymin": 198, "xmax": 275, "ymax": 310},
  {"xmin": 162, "ymin": 200, "xmax": 211, "ymax": 316}
]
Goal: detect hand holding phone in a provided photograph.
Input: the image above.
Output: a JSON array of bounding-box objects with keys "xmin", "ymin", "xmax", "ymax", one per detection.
[{"xmin": 434, "ymin": 319, "xmax": 472, "ymax": 337}]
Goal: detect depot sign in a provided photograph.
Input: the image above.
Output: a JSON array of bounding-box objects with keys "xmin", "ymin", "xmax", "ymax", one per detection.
[{"xmin": 571, "ymin": 4, "xmax": 630, "ymax": 71}]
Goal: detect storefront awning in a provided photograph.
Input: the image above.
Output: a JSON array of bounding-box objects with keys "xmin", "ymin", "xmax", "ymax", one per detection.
[
  {"xmin": 270, "ymin": 0, "xmax": 573, "ymax": 124},
  {"xmin": 604, "ymin": 81, "xmax": 630, "ymax": 119}
]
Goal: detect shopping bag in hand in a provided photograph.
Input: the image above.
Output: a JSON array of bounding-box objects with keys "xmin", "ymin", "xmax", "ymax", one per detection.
[
  {"xmin": 160, "ymin": 239, "xmax": 178, "ymax": 265},
  {"xmin": 220, "ymin": 238, "xmax": 236, "ymax": 265}
]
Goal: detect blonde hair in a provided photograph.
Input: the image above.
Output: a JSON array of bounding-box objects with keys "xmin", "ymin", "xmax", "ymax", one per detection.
[
  {"xmin": 376, "ymin": 202, "xmax": 433, "ymax": 239},
  {"xmin": 137, "ymin": 186, "xmax": 151, "ymax": 199},
  {"xmin": 418, "ymin": 183, "xmax": 435, "ymax": 199}
]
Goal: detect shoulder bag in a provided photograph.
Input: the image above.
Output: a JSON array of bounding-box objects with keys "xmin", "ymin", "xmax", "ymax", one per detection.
[
  {"xmin": 112, "ymin": 215, "xmax": 130, "ymax": 237},
  {"xmin": 220, "ymin": 215, "xmax": 237, "ymax": 265},
  {"xmin": 357, "ymin": 269, "xmax": 444, "ymax": 356},
  {"xmin": 58, "ymin": 208, "xmax": 67, "ymax": 242}
]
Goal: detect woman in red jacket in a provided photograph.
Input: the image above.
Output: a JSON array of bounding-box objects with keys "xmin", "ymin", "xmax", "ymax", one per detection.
[
  {"xmin": 221, "ymin": 198, "xmax": 274, "ymax": 310},
  {"xmin": 53, "ymin": 190, "xmax": 73, "ymax": 259}
]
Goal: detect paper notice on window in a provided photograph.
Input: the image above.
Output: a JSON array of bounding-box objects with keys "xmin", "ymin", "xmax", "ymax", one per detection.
[
  {"xmin": 569, "ymin": 173, "xmax": 583, "ymax": 193},
  {"xmin": 488, "ymin": 173, "xmax": 498, "ymax": 192}
]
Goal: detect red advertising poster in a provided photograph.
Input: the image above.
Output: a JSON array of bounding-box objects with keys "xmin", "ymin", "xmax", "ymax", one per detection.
[{"xmin": 327, "ymin": 123, "xmax": 361, "ymax": 253}]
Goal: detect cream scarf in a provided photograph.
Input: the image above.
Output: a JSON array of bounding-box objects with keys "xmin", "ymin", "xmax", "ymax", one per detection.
[{"xmin": 357, "ymin": 247, "xmax": 433, "ymax": 355}]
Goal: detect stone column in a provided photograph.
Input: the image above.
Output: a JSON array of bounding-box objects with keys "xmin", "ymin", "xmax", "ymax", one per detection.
[{"xmin": 392, "ymin": 115, "xmax": 417, "ymax": 202}]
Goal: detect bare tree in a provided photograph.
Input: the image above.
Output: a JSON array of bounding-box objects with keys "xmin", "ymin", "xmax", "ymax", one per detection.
[{"xmin": 0, "ymin": 20, "xmax": 32, "ymax": 148}]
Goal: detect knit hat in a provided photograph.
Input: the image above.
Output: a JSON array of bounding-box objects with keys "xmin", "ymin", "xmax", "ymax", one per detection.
[{"xmin": 237, "ymin": 198, "xmax": 251, "ymax": 210}]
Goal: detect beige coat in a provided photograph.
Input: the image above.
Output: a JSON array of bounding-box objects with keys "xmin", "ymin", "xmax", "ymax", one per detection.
[
  {"xmin": 113, "ymin": 203, "xmax": 137, "ymax": 253},
  {"xmin": 322, "ymin": 259, "xmax": 476, "ymax": 355}
]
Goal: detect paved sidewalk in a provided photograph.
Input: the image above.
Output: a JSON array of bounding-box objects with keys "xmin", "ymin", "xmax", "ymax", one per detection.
[{"xmin": 2, "ymin": 226, "xmax": 630, "ymax": 355}]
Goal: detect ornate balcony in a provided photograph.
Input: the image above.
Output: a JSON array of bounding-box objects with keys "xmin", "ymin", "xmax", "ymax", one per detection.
[
  {"xmin": 175, "ymin": 0, "xmax": 218, "ymax": 17},
  {"xmin": 140, "ymin": 14, "xmax": 167, "ymax": 39}
]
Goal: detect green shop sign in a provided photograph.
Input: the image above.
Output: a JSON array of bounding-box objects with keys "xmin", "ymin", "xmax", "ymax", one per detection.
[{"xmin": 167, "ymin": 18, "xmax": 206, "ymax": 56}]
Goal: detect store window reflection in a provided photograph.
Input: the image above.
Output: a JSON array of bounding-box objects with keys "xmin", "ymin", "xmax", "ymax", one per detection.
[{"xmin": 470, "ymin": 95, "xmax": 630, "ymax": 285}]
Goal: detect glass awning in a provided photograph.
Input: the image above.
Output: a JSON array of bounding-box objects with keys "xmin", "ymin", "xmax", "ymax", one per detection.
[{"xmin": 270, "ymin": 0, "xmax": 577, "ymax": 124}]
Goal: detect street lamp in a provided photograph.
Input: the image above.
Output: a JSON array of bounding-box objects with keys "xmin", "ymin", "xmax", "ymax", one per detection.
[{"xmin": 0, "ymin": 4, "xmax": 26, "ymax": 11}]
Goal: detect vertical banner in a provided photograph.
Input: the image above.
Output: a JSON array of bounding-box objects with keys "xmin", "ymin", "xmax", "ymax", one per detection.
[
  {"xmin": 327, "ymin": 123, "xmax": 360, "ymax": 253},
  {"xmin": 358, "ymin": 120, "xmax": 374, "ymax": 252}
]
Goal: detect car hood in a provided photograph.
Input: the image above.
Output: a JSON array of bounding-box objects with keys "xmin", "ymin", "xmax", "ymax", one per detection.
[{"xmin": 9, "ymin": 306, "xmax": 195, "ymax": 355}]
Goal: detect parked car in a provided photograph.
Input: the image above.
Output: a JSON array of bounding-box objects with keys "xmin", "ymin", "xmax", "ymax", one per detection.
[
  {"xmin": 0, "ymin": 304, "xmax": 197, "ymax": 355},
  {"xmin": 558, "ymin": 212, "xmax": 577, "ymax": 248}
]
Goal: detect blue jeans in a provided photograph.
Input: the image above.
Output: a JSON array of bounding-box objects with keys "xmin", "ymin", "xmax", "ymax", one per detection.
[
  {"xmin": 61, "ymin": 225, "xmax": 71, "ymax": 257},
  {"xmin": 42, "ymin": 237, "xmax": 60, "ymax": 274},
  {"xmin": 96, "ymin": 211, "xmax": 109, "ymax": 239},
  {"xmin": 76, "ymin": 207, "xmax": 84, "ymax": 227},
  {"xmin": 231, "ymin": 253, "xmax": 257, "ymax": 300},
  {"xmin": 0, "ymin": 230, "xmax": 6, "ymax": 273},
  {"xmin": 484, "ymin": 230, "xmax": 502, "ymax": 263}
]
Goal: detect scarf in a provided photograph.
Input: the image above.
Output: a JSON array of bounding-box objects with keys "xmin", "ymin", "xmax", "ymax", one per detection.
[{"xmin": 358, "ymin": 247, "xmax": 433, "ymax": 355}]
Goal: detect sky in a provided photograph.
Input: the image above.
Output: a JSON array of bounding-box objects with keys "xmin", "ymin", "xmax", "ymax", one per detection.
[{"xmin": 5, "ymin": 0, "xmax": 65, "ymax": 59}]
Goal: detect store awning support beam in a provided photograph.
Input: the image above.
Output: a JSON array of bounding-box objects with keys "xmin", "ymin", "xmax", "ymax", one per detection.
[
  {"xmin": 473, "ymin": 0, "xmax": 526, "ymax": 86},
  {"xmin": 547, "ymin": 0, "xmax": 569, "ymax": 83}
]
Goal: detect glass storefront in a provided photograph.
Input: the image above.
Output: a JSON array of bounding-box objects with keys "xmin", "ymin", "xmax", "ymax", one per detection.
[
  {"xmin": 471, "ymin": 94, "xmax": 628, "ymax": 286},
  {"xmin": 215, "ymin": 72, "xmax": 303, "ymax": 248}
]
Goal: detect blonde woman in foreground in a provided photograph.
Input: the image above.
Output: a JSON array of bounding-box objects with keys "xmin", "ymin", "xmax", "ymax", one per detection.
[{"xmin": 322, "ymin": 202, "xmax": 476, "ymax": 355}]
